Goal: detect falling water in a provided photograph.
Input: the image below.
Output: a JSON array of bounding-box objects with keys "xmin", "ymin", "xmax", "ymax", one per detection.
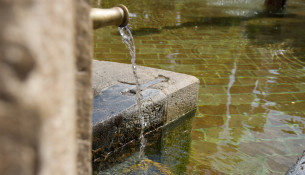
[{"xmin": 119, "ymin": 26, "xmax": 147, "ymax": 162}]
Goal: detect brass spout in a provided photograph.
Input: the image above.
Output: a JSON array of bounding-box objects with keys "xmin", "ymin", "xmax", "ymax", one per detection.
[{"xmin": 90, "ymin": 4, "xmax": 129, "ymax": 29}]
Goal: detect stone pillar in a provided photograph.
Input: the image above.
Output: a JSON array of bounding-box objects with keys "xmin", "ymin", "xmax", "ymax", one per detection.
[
  {"xmin": 0, "ymin": 0, "xmax": 79, "ymax": 175},
  {"xmin": 74, "ymin": 0, "xmax": 93, "ymax": 175}
]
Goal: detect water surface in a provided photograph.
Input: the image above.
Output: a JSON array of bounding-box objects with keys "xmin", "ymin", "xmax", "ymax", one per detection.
[{"xmin": 93, "ymin": 0, "xmax": 305, "ymax": 174}]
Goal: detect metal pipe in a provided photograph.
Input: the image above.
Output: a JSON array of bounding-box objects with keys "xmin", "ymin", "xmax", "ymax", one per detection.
[{"xmin": 90, "ymin": 4, "xmax": 129, "ymax": 29}]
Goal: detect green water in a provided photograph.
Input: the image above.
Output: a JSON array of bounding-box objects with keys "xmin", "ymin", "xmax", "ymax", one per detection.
[{"xmin": 93, "ymin": 0, "xmax": 305, "ymax": 174}]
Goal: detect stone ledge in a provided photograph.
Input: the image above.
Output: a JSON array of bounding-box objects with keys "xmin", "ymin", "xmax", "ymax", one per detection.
[
  {"xmin": 92, "ymin": 60, "xmax": 199, "ymax": 171},
  {"xmin": 92, "ymin": 60, "xmax": 199, "ymax": 124}
]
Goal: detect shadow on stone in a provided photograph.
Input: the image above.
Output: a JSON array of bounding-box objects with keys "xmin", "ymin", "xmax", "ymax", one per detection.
[
  {"xmin": 95, "ymin": 109, "xmax": 196, "ymax": 174},
  {"xmin": 92, "ymin": 82, "xmax": 167, "ymax": 172}
]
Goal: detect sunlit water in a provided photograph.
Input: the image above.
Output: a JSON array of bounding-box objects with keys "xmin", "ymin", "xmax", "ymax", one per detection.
[{"xmin": 93, "ymin": 0, "xmax": 305, "ymax": 174}]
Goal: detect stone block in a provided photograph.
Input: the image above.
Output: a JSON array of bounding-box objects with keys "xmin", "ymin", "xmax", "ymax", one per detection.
[
  {"xmin": 0, "ymin": 0, "xmax": 94, "ymax": 174},
  {"xmin": 92, "ymin": 60, "xmax": 199, "ymax": 124},
  {"xmin": 91, "ymin": 60, "xmax": 199, "ymax": 172},
  {"xmin": 74, "ymin": 0, "xmax": 93, "ymax": 174}
]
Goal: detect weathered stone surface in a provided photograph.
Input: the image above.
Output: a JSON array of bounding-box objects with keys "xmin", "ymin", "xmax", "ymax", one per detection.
[
  {"xmin": 74, "ymin": 0, "xmax": 93, "ymax": 175},
  {"xmin": 92, "ymin": 60, "xmax": 199, "ymax": 173},
  {"xmin": 0, "ymin": 0, "xmax": 77, "ymax": 175},
  {"xmin": 98, "ymin": 109, "xmax": 196, "ymax": 174},
  {"xmin": 92, "ymin": 60, "xmax": 199, "ymax": 124},
  {"xmin": 92, "ymin": 84, "xmax": 167, "ymax": 172}
]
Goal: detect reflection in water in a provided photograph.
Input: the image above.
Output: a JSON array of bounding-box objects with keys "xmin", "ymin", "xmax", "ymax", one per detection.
[
  {"xmin": 226, "ymin": 61, "xmax": 237, "ymax": 118},
  {"xmin": 93, "ymin": 0, "xmax": 305, "ymax": 174}
]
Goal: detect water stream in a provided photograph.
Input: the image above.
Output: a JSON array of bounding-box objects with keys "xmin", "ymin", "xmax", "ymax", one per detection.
[{"xmin": 119, "ymin": 26, "xmax": 147, "ymax": 164}]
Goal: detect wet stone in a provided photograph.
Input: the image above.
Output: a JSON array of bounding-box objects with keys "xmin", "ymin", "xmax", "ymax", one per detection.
[
  {"xmin": 199, "ymin": 86, "xmax": 226, "ymax": 95},
  {"xmin": 198, "ymin": 94, "xmax": 219, "ymax": 105},
  {"xmin": 203, "ymin": 78, "xmax": 229, "ymax": 85},
  {"xmin": 230, "ymin": 127, "xmax": 249, "ymax": 143},
  {"xmin": 185, "ymin": 161, "xmax": 197, "ymax": 174},
  {"xmin": 268, "ymin": 85, "xmax": 299, "ymax": 93},
  {"xmin": 251, "ymin": 126, "xmax": 297, "ymax": 139},
  {"xmin": 237, "ymin": 78, "xmax": 260, "ymax": 85},
  {"xmin": 265, "ymin": 93, "xmax": 296, "ymax": 102},
  {"xmin": 294, "ymin": 93, "xmax": 305, "ymax": 101},
  {"xmin": 236, "ymin": 64, "xmax": 259, "ymax": 70},
  {"xmin": 214, "ymin": 155, "xmax": 244, "ymax": 172},
  {"xmin": 231, "ymin": 93, "xmax": 256, "ymax": 105},
  {"xmin": 159, "ymin": 111, "xmax": 194, "ymax": 175},
  {"xmin": 198, "ymin": 104, "xmax": 238, "ymax": 115},
  {"xmin": 234, "ymin": 156, "xmax": 268, "ymax": 175},
  {"xmin": 192, "ymin": 141, "xmax": 218, "ymax": 156},
  {"xmin": 266, "ymin": 170, "xmax": 283, "ymax": 175},
  {"xmin": 236, "ymin": 104, "xmax": 268, "ymax": 115},
  {"xmin": 195, "ymin": 164, "xmax": 226, "ymax": 175},
  {"xmin": 98, "ymin": 110, "xmax": 196, "ymax": 174},
  {"xmin": 220, "ymin": 143, "xmax": 238, "ymax": 153},
  {"xmin": 214, "ymin": 94, "xmax": 230, "ymax": 104},
  {"xmin": 267, "ymin": 155, "xmax": 297, "ymax": 173},
  {"xmin": 192, "ymin": 116, "xmax": 224, "ymax": 129},
  {"xmin": 228, "ymin": 85, "xmax": 256, "ymax": 94},
  {"xmin": 228, "ymin": 115, "xmax": 246, "ymax": 127},
  {"xmin": 191, "ymin": 130, "xmax": 205, "ymax": 141},
  {"xmin": 285, "ymin": 139, "xmax": 305, "ymax": 154},
  {"xmin": 239, "ymin": 140, "xmax": 288, "ymax": 157},
  {"xmin": 123, "ymin": 159, "xmax": 173, "ymax": 175},
  {"xmin": 267, "ymin": 111, "xmax": 294, "ymax": 126},
  {"xmin": 244, "ymin": 115, "xmax": 267, "ymax": 132},
  {"xmin": 204, "ymin": 127, "xmax": 222, "ymax": 140},
  {"xmin": 92, "ymin": 82, "xmax": 167, "ymax": 172},
  {"xmin": 276, "ymin": 102, "xmax": 305, "ymax": 112}
]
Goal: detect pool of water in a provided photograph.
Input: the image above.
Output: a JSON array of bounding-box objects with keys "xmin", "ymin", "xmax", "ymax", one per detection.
[{"xmin": 93, "ymin": 0, "xmax": 305, "ymax": 174}]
